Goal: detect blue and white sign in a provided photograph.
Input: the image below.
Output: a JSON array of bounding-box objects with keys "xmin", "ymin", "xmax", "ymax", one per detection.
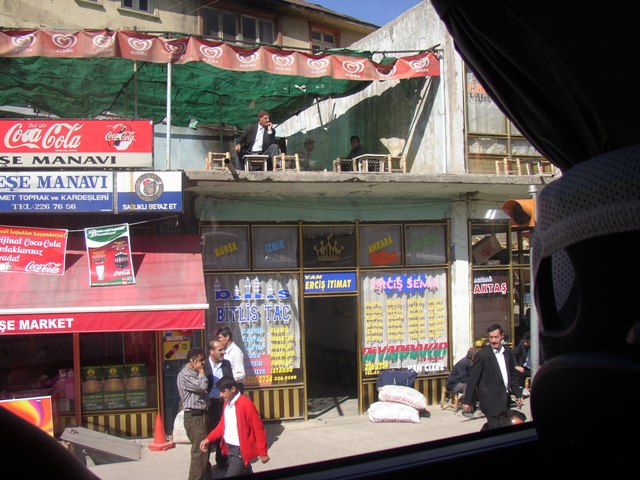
[
  {"xmin": 116, "ymin": 171, "xmax": 183, "ymax": 213},
  {"xmin": 0, "ymin": 171, "xmax": 113, "ymax": 213},
  {"xmin": 303, "ymin": 272, "xmax": 357, "ymax": 294}
]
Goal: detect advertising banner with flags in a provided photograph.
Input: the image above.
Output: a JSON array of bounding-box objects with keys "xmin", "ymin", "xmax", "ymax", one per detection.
[
  {"xmin": 84, "ymin": 224, "xmax": 135, "ymax": 287},
  {"xmin": 0, "ymin": 225, "xmax": 68, "ymax": 275}
]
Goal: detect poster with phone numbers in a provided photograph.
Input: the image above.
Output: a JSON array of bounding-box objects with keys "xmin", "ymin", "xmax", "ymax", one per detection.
[{"xmin": 206, "ymin": 273, "xmax": 301, "ymax": 387}]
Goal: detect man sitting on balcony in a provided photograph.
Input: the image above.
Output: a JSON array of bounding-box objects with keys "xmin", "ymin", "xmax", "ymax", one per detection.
[{"xmin": 234, "ymin": 110, "xmax": 281, "ymax": 170}]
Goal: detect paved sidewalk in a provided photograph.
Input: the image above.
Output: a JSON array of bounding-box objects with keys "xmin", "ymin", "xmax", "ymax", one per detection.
[{"xmin": 88, "ymin": 398, "xmax": 532, "ymax": 479}]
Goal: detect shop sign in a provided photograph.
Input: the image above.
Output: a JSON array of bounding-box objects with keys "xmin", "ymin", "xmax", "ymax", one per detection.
[
  {"xmin": 0, "ymin": 225, "xmax": 67, "ymax": 275},
  {"xmin": 115, "ymin": 171, "xmax": 182, "ymax": 213},
  {"xmin": 303, "ymin": 272, "xmax": 357, "ymax": 293},
  {"xmin": 0, "ymin": 171, "xmax": 114, "ymax": 213},
  {"xmin": 0, "ymin": 119, "xmax": 153, "ymax": 169},
  {"xmin": 84, "ymin": 223, "xmax": 135, "ymax": 287}
]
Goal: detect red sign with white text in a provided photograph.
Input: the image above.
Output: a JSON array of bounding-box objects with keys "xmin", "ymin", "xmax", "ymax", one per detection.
[
  {"xmin": 0, "ymin": 309, "xmax": 204, "ymax": 336},
  {"xmin": 0, "ymin": 225, "xmax": 68, "ymax": 275},
  {"xmin": 0, "ymin": 119, "xmax": 153, "ymax": 169}
]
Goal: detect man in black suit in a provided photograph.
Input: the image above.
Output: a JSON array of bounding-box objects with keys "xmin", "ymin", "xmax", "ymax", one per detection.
[
  {"xmin": 462, "ymin": 324, "xmax": 524, "ymax": 430},
  {"xmin": 204, "ymin": 339, "xmax": 234, "ymax": 471},
  {"xmin": 234, "ymin": 110, "xmax": 281, "ymax": 170}
]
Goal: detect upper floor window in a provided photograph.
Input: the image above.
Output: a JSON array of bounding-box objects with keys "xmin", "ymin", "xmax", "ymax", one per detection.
[
  {"xmin": 204, "ymin": 8, "xmax": 275, "ymax": 45},
  {"xmin": 122, "ymin": 0, "xmax": 153, "ymax": 14},
  {"xmin": 465, "ymin": 67, "xmax": 553, "ymax": 175},
  {"xmin": 311, "ymin": 28, "xmax": 337, "ymax": 52}
]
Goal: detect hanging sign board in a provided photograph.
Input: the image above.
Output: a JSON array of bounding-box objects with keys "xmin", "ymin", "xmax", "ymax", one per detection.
[
  {"xmin": 116, "ymin": 171, "xmax": 183, "ymax": 213},
  {"xmin": 0, "ymin": 225, "xmax": 67, "ymax": 275},
  {"xmin": 0, "ymin": 119, "xmax": 153, "ymax": 169},
  {"xmin": 84, "ymin": 224, "xmax": 135, "ymax": 287},
  {"xmin": 0, "ymin": 171, "xmax": 114, "ymax": 213}
]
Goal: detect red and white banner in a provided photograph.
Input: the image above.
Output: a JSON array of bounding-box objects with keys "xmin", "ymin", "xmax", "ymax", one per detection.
[
  {"xmin": 0, "ymin": 225, "xmax": 68, "ymax": 275},
  {"xmin": 0, "ymin": 29, "xmax": 440, "ymax": 80},
  {"xmin": 0, "ymin": 119, "xmax": 153, "ymax": 169}
]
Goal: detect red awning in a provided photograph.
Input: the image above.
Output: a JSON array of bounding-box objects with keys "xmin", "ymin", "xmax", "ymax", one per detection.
[{"xmin": 0, "ymin": 235, "xmax": 208, "ymax": 335}]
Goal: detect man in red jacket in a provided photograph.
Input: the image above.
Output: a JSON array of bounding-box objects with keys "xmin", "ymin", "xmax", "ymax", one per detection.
[{"xmin": 199, "ymin": 377, "xmax": 270, "ymax": 476}]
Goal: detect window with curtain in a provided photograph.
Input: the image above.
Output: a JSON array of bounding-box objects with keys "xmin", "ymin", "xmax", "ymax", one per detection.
[
  {"xmin": 203, "ymin": 8, "xmax": 275, "ymax": 45},
  {"xmin": 311, "ymin": 28, "xmax": 338, "ymax": 52},
  {"xmin": 122, "ymin": 0, "xmax": 153, "ymax": 14}
]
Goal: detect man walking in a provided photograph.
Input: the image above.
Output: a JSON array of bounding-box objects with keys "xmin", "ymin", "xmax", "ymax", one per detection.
[
  {"xmin": 177, "ymin": 348, "xmax": 210, "ymax": 480},
  {"xmin": 462, "ymin": 324, "xmax": 523, "ymax": 430},
  {"xmin": 205, "ymin": 339, "xmax": 233, "ymax": 472},
  {"xmin": 199, "ymin": 378, "xmax": 270, "ymax": 477}
]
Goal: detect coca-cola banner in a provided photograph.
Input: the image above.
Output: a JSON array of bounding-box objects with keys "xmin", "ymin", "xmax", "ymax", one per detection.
[
  {"xmin": 84, "ymin": 224, "xmax": 135, "ymax": 287},
  {"xmin": 0, "ymin": 119, "xmax": 153, "ymax": 169},
  {"xmin": 0, "ymin": 29, "xmax": 440, "ymax": 80},
  {"xmin": 0, "ymin": 225, "xmax": 68, "ymax": 275}
]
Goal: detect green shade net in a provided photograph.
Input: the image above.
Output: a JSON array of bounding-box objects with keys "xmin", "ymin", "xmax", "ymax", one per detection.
[{"xmin": 0, "ymin": 55, "xmax": 372, "ymax": 128}]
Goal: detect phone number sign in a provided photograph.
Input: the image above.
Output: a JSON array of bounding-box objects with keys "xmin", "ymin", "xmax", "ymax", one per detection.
[{"xmin": 0, "ymin": 171, "xmax": 113, "ymax": 213}]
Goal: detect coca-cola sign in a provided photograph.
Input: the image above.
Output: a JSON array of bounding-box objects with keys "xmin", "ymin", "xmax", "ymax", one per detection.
[
  {"xmin": 0, "ymin": 119, "xmax": 153, "ymax": 169},
  {"xmin": 0, "ymin": 225, "xmax": 68, "ymax": 276}
]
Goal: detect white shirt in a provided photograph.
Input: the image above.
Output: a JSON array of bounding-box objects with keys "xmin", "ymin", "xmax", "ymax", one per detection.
[
  {"xmin": 223, "ymin": 392, "xmax": 242, "ymax": 447},
  {"xmin": 207, "ymin": 356, "xmax": 224, "ymax": 399},
  {"xmin": 494, "ymin": 346, "xmax": 509, "ymax": 392},
  {"xmin": 251, "ymin": 126, "xmax": 264, "ymax": 153},
  {"xmin": 225, "ymin": 341, "xmax": 246, "ymax": 382}
]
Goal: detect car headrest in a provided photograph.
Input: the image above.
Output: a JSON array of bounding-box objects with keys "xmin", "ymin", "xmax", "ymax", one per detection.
[
  {"xmin": 531, "ymin": 352, "xmax": 640, "ymax": 459},
  {"xmin": 531, "ymin": 146, "xmax": 640, "ymax": 460},
  {"xmin": 532, "ymin": 144, "xmax": 640, "ymax": 360}
]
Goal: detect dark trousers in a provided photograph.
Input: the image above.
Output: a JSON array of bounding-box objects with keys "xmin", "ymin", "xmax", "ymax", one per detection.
[
  {"xmin": 184, "ymin": 410, "xmax": 210, "ymax": 480},
  {"xmin": 225, "ymin": 444, "xmax": 252, "ymax": 477},
  {"xmin": 207, "ymin": 399, "xmax": 228, "ymax": 467}
]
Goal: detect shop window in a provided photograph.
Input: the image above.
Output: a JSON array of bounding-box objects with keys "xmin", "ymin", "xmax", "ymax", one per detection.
[
  {"xmin": 470, "ymin": 223, "xmax": 509, "ymax": 265},
  {"xmin": 206, "ymin": 273, "xmax": 302, "ymax": 387},
  {"xmin": 302, "ymin": 225, "xmax": 356, "ymax": 269},
  {"xmin": 513, "ymin": 268, "xmax": 531, "ymax": 342},
  {"xmin": 472, "ymin": 269, "xmax": 511, "ymax": 343},
  {"xmin": 0, "ymin": 334, "xmax": 73, "ymax": 412},
  {"xmin": 252, "ymin": 225, "xmax": 299, "ymax": 270},
  {"xmin": 359, "ymin": 224, "xmax": 402, "ymax": 267},
  {"xmin": 361, "ymin": 269, "xmax": 449, "ymax": 378},
  {"xmin": 202, "ymin": 225, "xmax": 250, "ymax": 271},
  {"xmin": 405, "ymin": 224, "xmax": 448, "ymax": 265},
  {"xmin": 79, "ymin": 332, "xmax": 157, "ymax": 412},
  {"xmin": 510, "ymin": 229, "xmax": 531, "ymax": 266}
]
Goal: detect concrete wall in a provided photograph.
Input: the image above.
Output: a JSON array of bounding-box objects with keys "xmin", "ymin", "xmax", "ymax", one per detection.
[{"xmin": 278, "ymin": 1, "xmax": 467, "ymax": 176}]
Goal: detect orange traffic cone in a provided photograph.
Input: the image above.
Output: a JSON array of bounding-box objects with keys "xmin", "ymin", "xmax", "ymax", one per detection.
[{"xmin": 148, "ymin": 413, "xmax": 175, "ymax": 451}]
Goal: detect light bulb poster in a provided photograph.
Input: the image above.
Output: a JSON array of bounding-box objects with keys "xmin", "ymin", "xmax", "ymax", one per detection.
[
  {"xmin": 361, "ymin": 269, "xmax": 449, "ymax": 377},
  {"xmin": 84, "ymin": 223, "xmax": 135, "ymax": 287},
  {"xmin": 206, "ymin": 274, "xmax": 301, "ymax": 387}
]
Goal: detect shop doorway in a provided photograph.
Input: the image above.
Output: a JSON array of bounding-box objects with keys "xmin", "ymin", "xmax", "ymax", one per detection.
[{"xmin": 304, "ymin": 295, "xmax": 358, "ymax": 417}]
